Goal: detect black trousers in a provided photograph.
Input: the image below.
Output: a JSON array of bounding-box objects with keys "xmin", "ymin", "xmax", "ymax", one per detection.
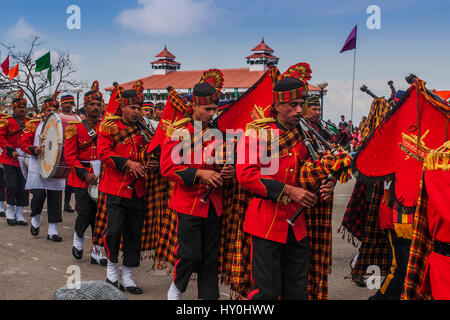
[
  {"xmin": 73, "ymin": 187, "xmax": 97, "ymax": 238},
  {"xmin": 64, "ymin": 184, "xmax": 73, "ymax": 207},
  {"xmin": 4, "ymin": 164, "xmax": 28, "ymax": 206},
  {"xmin": 174, "ymin": 205, "xmax": 221, "ymax": 300},
  {"xmin": 249, "ymin": 227, "xmax": 310, "ymax": 300},
  {"xmin": 103, "ymin": 192, "xmax": 145, "ymax": 267},
  {"xmin": 377, "ymin": 229, "xmax": 412, "ymax": 300},
  {"xmin": 0, "ymin": 166, "xmax": 6, "ymax": 202},
  {"xmin": 30, "ymin": 189, "xmax": 63, "ymax": 223}
]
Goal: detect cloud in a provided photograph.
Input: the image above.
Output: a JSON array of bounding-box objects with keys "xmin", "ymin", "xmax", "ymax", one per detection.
[
  {"xmin": 115, "ymin": 0, "xmax": 220, "ymax": 36},
  {"xmin": 5, "ymin": 17, "xmax": 39, "ymax": 40}
]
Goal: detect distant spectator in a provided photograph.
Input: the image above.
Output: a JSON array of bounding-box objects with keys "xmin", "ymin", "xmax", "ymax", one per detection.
[
  {"xmin": 347, "ymin": 120, "xmax": 354, "ymax": 133},
  {"xmin": 359, "ymin": 116, "xmax": 367, "ymax": 129},
  {"xmin": 339, "ymin": 115, "xmax": 348, "ymax": 129}
]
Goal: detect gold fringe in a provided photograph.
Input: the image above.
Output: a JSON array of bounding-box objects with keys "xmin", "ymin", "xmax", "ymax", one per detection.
[
  {"xmin": 0, "ymin": 118, "xmax": 9, "ymax": 128},
  {"xmin": 423, "ymin": 141, "xmax": 450, "ymax": 171},
  {"xmin": 65, "ymin": 124, "xmax": 77, "ymax": 140},
  {"xmin": 393, "ymin": 223, "xmax": 413, "ymax": 240},
  {"xmin": 99, "ymin": 119, "xmax": 119, "ymax": 135}
]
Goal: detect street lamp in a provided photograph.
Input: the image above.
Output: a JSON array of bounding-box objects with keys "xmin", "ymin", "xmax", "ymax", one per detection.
[
  {"xmin": 74, "ymin": 87, "xmax": 83, "ymax": 114},
  {"xmin": 316, "ymin": 82, "xmax": 328, "ymax": 121}
]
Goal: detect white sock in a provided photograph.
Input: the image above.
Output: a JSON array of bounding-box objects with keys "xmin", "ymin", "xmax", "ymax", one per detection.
[
  {"xmin": 15, "ymin": 206, "xmax": 25, "ymax": 222},
  {"xmin": 73, "ymin": 232, "xmax": 84, "ymax": 251},
  {"xmin": 6, "ymin": 204, "xmax": 15, "ymax": 220},
  {"xmin": 31, "ymin": 214, "xmax": 42, "ymax": 228},
  {"xmin": 48, "ymin": 223, "xmax": 59, "ymax": 236},
  {"xmin": 106, "ymin": 260, "xmax": 119, "ymax": 283},
  {"xmin": 0, "ymin": 201, "xmax": 5, "ymax": 211},
  {"xmin": 167, "ymin": 282, "xmax": 183, "ymax": 300},
  {"xmin": 120, "ymin": 265, "xmax": 137, "ymax": 288}
]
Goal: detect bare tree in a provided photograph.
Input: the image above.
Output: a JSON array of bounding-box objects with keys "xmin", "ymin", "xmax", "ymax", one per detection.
[{"xmin": 0, "ymin": 35, "xmax": 84, "ymax": 112}]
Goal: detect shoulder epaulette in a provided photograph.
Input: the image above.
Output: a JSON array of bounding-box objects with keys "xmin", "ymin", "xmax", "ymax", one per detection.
[
  {"xmin": 65, "ymin": 123, "xmax": 78, "ymax": 140},
  {"xmin": 245, "ymin": 118, "xmax": 275, "ymax": 139},
  {"xmin": 0, "ymin": 112, "xmax": 10, "ymax": 117},
  {"xmin": 25, "ymin": 116, "xmax": 32, "ymax": 120},
  {"xmin": 99, "ymin": 116, "xmax": 121, "ymax": 135},
  {"xmin": 162, "ymin": 117, "xmax": 191, "ymax": 137},
  {"xmin": 25, "ymin": 119, "xmax": 41, "ymax": 133},
  {"xmin": 68, "ymin": 120, "xmax": 83, "ymax": 125},
  {"xmin": 423, "ymin": 141, "xmax": 450, "ymax": 171},
  {"xmin": 2, "ymin": 115, "xmax": 13, "ymax": 119},
  {"xmin": 0, "ymin": 116, "xmax": 11, "ymax": 128}
]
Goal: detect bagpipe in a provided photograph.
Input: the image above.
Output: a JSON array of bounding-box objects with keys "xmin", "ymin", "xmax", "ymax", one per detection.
[{"xmin": 286, "ymin": 112, "xmax": 353, "ymax": 226}]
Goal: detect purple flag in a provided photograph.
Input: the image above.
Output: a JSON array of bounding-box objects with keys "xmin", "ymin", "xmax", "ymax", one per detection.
[{"xmin": 340, "ymin": 25, "xmax": 357, "ymax": 53}]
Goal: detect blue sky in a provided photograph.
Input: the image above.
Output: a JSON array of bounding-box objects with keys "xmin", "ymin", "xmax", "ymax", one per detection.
[{"xmin": 1, "ymin": 0, "xmax": 449, "ymax": 124}]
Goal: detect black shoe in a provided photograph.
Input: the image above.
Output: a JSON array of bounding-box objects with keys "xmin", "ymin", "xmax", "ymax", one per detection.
[
  {"xmin": 16, "ymin": 220, "xmax": 28, "ymax": 226},
  {"xmin": 6, "ymin": 219, "xmax": 16, "ymax": 226},
  {"xmin": 47, "ymin": 234, "xmax": 63, "ymax": 242},
  {"xmin": 30, "ymin": 225, "xmax": 40, "ymax": 236},
  {"xmin": 72, "ymin": 247, "xmax": 83, "ymax": 260},
  {"xmin": 119, "ymin": 284, "xmax": 143, "ymax": 295},
  {"xmin": 0, "ymin": 211, "xmax": 5, "ymax": 217},
  {"xmin": 106, "ymin": 278, "xmax": 119, "ymax": 288},
  {"xmin": 91, "ymin": 256, "xmax": 107, "ymax": 266},
  {"xmin": 352, "ymin": 276, "xmax": 366, "ymax": 288},
  {"xmin": 64, "ymin": 206, "xmax": 75, "ymax": 213}
]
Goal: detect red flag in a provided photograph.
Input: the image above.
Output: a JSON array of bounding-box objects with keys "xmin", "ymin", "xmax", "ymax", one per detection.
[
  {"xmin": 217, "ymin": 65, "xmax": 280, "ymax": 131},
  {"xmin": 8, "ymin": 63, "xmax": 18, "ymax": 80},
  {"xmin": 146, "ymin": 86, "xmax": 189, "ymax": 154},
  {"xmin": 1, "ymin": 55, "xmax": 9, "ymax": 76}
]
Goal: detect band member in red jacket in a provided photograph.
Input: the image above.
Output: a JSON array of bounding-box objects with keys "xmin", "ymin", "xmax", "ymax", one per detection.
[
  {"xmin": 0, "ymin": 89, "xmax": 30, "ymax": 226},
  {"xmin": 236, "ymin": 77, "xmax": 336, "ymax": 300},
  {"xmin": 97, "ymin": 80, "xmax": 148, "ymax": 294},
  {"xmin": 65, "ymin": 84, "xmax": 106, "ymax": 265},
  {"xmin": 161, "ymin": 69, "xmax": 235, "ymax": 300}
]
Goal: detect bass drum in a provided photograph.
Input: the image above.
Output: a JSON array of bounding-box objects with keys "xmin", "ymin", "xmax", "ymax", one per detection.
[{"xmin": 38, "ymin": 112, "xmax": 80, "ymax": 179}]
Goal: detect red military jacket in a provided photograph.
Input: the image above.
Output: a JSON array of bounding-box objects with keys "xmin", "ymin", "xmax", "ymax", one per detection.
[
  {"xmin": 64, "ymin": 120, "xmax": 100, "ymax": 189},
  {"xmin": 19, "ymin": 118, "xmax": 42, "ymax": 155},
  {"xmin": 420, "ymin": 169, "xmax": 450, "ymax": 300},
  {"xmin": 160, "ymin": 118, "xmax": 223, "ymax": 218},
  {"xmin": 0, "ymin": 115, "xmax": 30, "ymax": 167},
  {"xmin": 236, "ymin": 119, "xmax": 310, "ymax": 244},
  {"xmin": 97, "ymin": 116, "xmax": 147, "ymax": 199}
]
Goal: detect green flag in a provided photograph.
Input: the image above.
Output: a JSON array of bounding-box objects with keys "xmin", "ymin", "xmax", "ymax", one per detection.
[
  {"xmin": 35, "ymin": 51, "xmax": 50, "ymax": 72},
  {"xmin": 47, "ymin": 65, "xmax": 51, "ymax": 84}
]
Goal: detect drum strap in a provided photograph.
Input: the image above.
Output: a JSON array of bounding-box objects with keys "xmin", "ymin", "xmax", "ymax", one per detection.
[
  {"xmin": 13, "ymin": 116, "xmax": 26, "ymax": 132},
  {"xmin": 82, "ymin": 119, "xmax": 98, "ymax": 144}
]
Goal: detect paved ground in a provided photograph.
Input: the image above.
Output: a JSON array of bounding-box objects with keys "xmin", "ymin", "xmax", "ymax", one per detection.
[{"xmin": 0, "ymin": 180, "xmax": 376, "ymax": 300}]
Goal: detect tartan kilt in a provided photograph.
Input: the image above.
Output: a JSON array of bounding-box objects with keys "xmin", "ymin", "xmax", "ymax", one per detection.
[
  {"xmin": 351, "ymin": 182, "xmax": 390, "ymax": 277},
  {"xmin": 304, "ymin": 199, "xmax": 333, "ymax": 300},
  {"xmin": 219, "ymin": 178, "xmax": 253, "ymax": 298},
  {"xmin": 153, "ymin": 182, "xmax": 177, "ymax": 268},
  {"xmin": 402, "ymin": 176, "xmax": 432, "ymax": 300}
]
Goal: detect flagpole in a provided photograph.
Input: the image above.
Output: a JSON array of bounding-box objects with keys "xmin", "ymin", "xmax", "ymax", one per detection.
[{"xmin": 350, "ymin": 46, "xmax": 356, "ymax": 130}]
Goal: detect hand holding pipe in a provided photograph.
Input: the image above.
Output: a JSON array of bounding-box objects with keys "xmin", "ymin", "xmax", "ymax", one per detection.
[{"xmin": 286, "ymin": 173, "xmax": 336, "ymax": 226}]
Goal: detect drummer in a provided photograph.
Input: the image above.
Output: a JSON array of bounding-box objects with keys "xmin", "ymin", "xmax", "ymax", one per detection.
[
  {"xmin": 20, "ymin": 92, "xmax": 66, "ymax": 242},
  {"xmin": 64, "ymin": 82, "xmax": 107, "ymax": 266},
  {"xmin": 60, "ymin": 94, "xmax": 79, "ymax": 214}
]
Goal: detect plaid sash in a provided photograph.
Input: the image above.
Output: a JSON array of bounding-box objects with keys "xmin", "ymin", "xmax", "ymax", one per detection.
[{"xmin": 112, "ymin": 125, "xmax": 141, "ymax": 146}]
